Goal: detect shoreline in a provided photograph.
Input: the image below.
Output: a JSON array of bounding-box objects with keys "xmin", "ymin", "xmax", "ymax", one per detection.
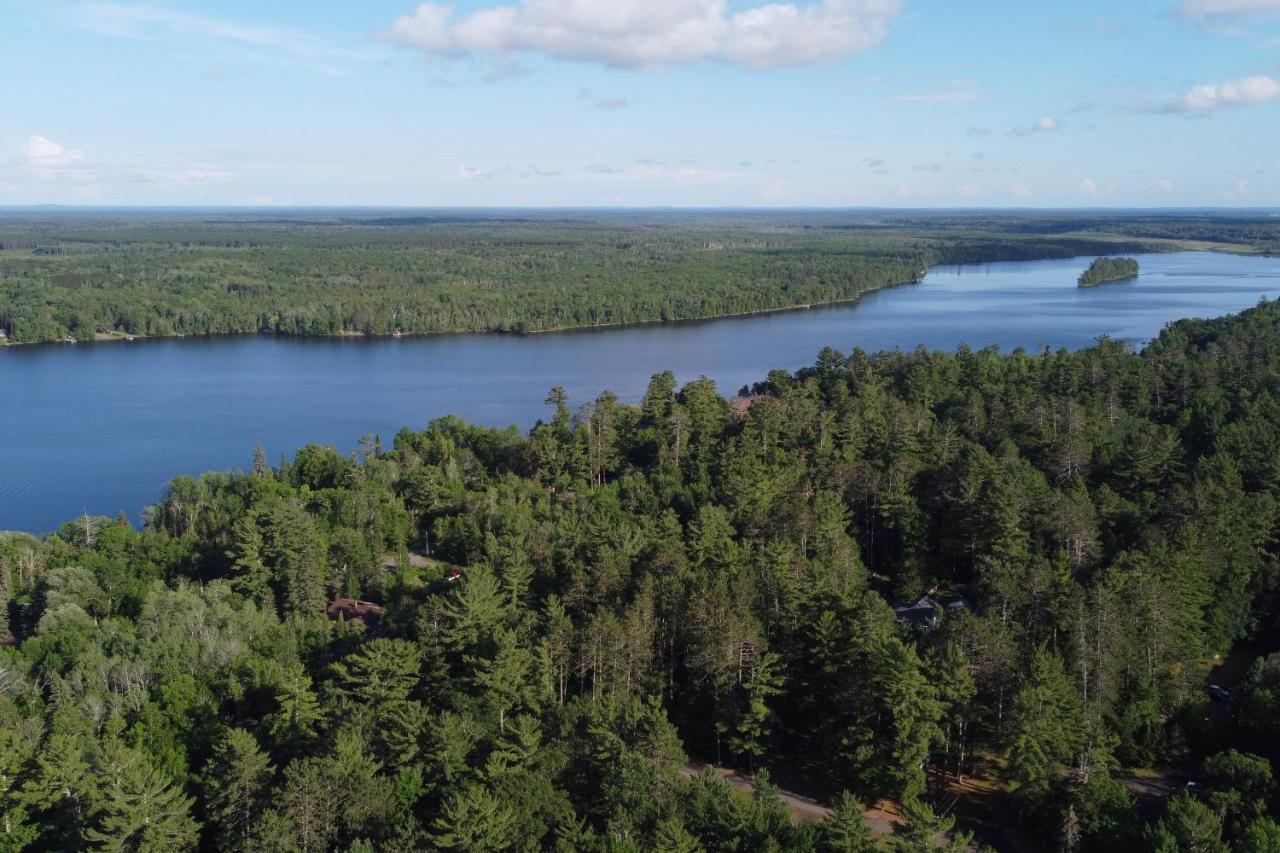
[
  {"xmin": 0, "ymin": 276, "xmax": 923, "ymax": 349},
  {"xmin": 0, "ymin": 243, "xmax": 1252, "ymax": 350}
]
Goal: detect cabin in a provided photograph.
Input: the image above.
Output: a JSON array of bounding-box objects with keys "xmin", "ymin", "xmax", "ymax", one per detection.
[
  {"xmin": 326, "ymin": 597, "xmax": 384, "ymax": 631},
  {"xmin": 727, "ymin": 395, "xmax": 761, "ymax": 419},
  {"xmin": 894, "ymin": 596, "xmax": 943, "ymax": 629}
]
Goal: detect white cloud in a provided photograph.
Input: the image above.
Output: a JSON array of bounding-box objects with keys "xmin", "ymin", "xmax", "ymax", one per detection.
[
  {"xmin": 1149, "ymin": 177, "xmax": 1174, "ymax": 196},
  {"xmin": 1166, "ymin": 74, "xmax": 1280, "ymax": 112},
  {"xmin": 383, "ymin": 0, "xmax": 904, "ymax": 69},
  {"xmin": 24, "ymin": 135, "xmax": 95, "ymax": 183},
  {"xmin": 1011, "ymin": 182, "xmax": 1033, "ymax": 200},
  {"xmin": 1079, "ymin": 177, "xmax": 1100, "ymax": 199},
  {"xmin": 1011, "ymin": 116, "xmax": 1061, "ymax": 136}
]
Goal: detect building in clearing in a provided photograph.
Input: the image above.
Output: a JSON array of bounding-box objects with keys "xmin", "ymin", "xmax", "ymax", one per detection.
[{"xmin": 326, "ymin": 597, "xmax": 384, "ymax": 631}]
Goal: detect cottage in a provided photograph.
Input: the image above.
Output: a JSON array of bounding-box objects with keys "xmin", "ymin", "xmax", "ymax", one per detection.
[
  {"xmin": 326, "ymin": 597, "xmax": 384, "ymax": 631},
  {"xmin": 727, "ymin": 396, "xmax": 761, "ymax": 419},
  {"xmin": 894, "ymin": 596, "xmax": 943, "ymax": 629}
]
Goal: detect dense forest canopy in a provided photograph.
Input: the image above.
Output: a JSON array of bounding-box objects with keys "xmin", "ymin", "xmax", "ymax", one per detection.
[
  {"xmin": 4, "ymin": 296, "xmax": 1280, "ymax": 850},
  {"xmin": 1078, "ymin": 258, "xmax": 1140, "ymax": 288},
  {"xmin": 1, "ymin": 209, "xmax": 1273, "ymax": 345}
]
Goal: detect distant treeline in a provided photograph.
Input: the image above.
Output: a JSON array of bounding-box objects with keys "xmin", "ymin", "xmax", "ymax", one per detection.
[
  {"xmin": 1078, "ymin": 257, "xmax": 1140, "ymax": 287},
  {"xmin": 0, "ymin": 211, "xmax": 1205, "ymax": 344}
]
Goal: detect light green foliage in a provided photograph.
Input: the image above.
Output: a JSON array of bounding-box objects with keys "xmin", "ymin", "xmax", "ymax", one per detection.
[
  {"xmin": 816, "ymin": 792, "xmax": 875, "ymax": 853},
  {"xmin": 1146, "ymin": 791, "xmax": 1227, "ymax": 853},
  {"xmin": 430, "ymin": 782, "xmax": 516, "ymax": 852},
  {"xmin": 82, "ymin": 740, "xmax": 198, "ymax": 852}
]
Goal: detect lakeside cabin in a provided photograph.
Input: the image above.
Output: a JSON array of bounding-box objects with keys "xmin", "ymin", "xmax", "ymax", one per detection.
[
  {"xmin": 326, "ymin": 597, "xmax": 384, "ymax": 631},
  {"xmin": 727, "ymin": 395, "xmax": 761, "ymax": 419},
  {"xmin": 893, "ymin": 595, "xmax": 971, "ymax": 629}
]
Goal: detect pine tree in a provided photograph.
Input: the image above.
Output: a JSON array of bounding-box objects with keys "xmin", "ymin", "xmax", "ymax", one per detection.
[
  {"xmin": 724, "ymin": 650, "xmax": 783, "ymax": 769},
  {"xmin": 252, "ymin": 444, "xmax": 267, "ymax": 476},
  {"xmin": 83, "ymin": 741, "xmax": 198, "ymax": 852},
  {"xmin": 267, "ymin": 664, "xmax": 323, "ymax": 751},
  {"xmin": 654, "ymin": 816, "xmax": 704, "ymax": 852},
  {"xmin": 471, "ymin": 627, "xmax": 536, "ymax": 733},
  {"xmin": 816, "ymin": 792, "xmax": 875, "ymax": 852},
  {"xmin": 17, "ymin": 731, "xmax": 95, "ymax": 849},
  {"xmin": 430, "ymin": 783, "xmax": 516, "ymax": 852},
  {"xmin": 330, "ymin": 639, "xmax": 426, "ymax": 764},
  {"xmin": 227, "ymin": 514, "xmax": 270, "ymax": 604},
  {"xmin": 1145, "ymin": 791, "xmax": 1227, "ymax": 853},
  {"xmin": 202, "ymin": 728, "xmax": 273, "ymax": 852},
  {"xmin": 889, "ymin": 797, "xmax": 969, "ymax": 852}
]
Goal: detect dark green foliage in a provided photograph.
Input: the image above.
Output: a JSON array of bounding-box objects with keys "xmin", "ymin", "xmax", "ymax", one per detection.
[
  {"xmin": 5, "ymin": 295, "xmax": 1280, "ymax": 848},
  {"xmin": 1078, "ymin": 257, "xmax": 1140, "ymax": 287},
  {"xmin": 0, "ymin": 210, "xmax": 1193, "ymax": 345}
]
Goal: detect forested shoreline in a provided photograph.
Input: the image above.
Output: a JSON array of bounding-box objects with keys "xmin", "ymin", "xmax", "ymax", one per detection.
[
  {"xmin": 5, "ymin": 209, "xmax": 1268, "ymax": 345},
  {"xmin": 4, "ymin": 296, "xmax": 1280, "ymax": 850}
]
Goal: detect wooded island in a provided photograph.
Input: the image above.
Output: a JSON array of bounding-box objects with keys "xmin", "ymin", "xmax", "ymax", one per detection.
[{"xmin": 1079, "ymin": 256, "xmax": 1140, "ymax": 287}]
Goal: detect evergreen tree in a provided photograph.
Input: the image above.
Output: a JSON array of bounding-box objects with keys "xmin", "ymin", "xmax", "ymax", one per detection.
[
  {"xmin": 201, "ymin": 728, "xmax": 273, "ymax": 851},
  {"xmin": 1145, "ymin": 791, "xmax": 1227, "ymax": 853},
  {"xmin": 816, "ymin": 792, "xmax": 875, "ymax": 852},
  {"xmin": 430, "ymin": 783, "xmax": 516, "ymax": 852},
  {"xmin": 83, "ymin": 741, "xmax": 198, "ymax": 852}
]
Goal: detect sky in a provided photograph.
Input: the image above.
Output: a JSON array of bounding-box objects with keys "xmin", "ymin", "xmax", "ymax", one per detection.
[{"xmin": 1, "ymin": 0, "xmax": 1279, "ymax": 207}]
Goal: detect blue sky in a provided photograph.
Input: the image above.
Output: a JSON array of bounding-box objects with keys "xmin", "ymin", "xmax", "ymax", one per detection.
[{"xmin": 2, "ymin": 0, "xmax": 1279, "ymax": 206}]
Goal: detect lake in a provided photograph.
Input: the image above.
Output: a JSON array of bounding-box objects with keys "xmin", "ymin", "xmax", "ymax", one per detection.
[{"xmin": 4, "ymin": 250, "xmax": 1280, "ymax": 533}]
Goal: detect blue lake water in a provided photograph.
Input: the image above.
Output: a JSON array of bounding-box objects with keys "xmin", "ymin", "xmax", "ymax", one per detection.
[{"xmin": 4, "ymin": 251, "xmax": 1280, "ymax": 533}]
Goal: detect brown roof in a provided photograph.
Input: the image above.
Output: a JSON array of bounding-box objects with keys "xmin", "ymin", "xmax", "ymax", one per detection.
[
  {"xmin": 326, "ymin": 597, "xmax": 384, "ymax": 629},
  {"xmin": 727, "ymin": 395, "xmax": 761, "ymax": 419}
]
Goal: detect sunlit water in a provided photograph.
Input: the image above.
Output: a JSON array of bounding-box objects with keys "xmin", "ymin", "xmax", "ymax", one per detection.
[{"xmin": 4, "ymin": 251, "xmax": 1280, "ymax": 533}]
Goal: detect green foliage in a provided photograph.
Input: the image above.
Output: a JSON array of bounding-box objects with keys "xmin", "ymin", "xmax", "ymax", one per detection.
[
  {"xmin": 1146, "ymin": 790, "xmax": 1227, "ymax": 853},
  {"xmin": 1078, "ymin": 257, "xmax": 1140, "ymax": 287},
  {"xmin": 6, "ymin": 292, "xmax": 1280, "ymax": 847}
]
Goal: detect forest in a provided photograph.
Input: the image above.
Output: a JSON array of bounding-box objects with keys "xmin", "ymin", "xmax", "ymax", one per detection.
[
  {"xmin": 2, "ymin": 209, "xmax": 1272, "ymax": 345},
  {"xmin": 4, "ymin": 294, "xmax": 1280, "ymax": 851},
  {"xmin": 1077, "ymin": 258, "xmax": 1140, "ymax": 288}
]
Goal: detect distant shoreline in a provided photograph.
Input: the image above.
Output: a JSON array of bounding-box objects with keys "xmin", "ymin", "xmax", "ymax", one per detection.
[{"xmin": 0, "ymin": 275, "xmax": 926, "ymax": 349}]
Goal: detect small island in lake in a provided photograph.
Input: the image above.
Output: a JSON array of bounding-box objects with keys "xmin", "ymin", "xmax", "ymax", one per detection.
[{"xmin": 1078, "ymin": 256, "xmax": 1140, "ymax": 287}]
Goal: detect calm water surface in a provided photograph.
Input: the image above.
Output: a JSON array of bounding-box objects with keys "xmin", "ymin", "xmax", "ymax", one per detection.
[{"xmin": 4, "ymin": 251, "xmax": 1280, "ymax": 532}]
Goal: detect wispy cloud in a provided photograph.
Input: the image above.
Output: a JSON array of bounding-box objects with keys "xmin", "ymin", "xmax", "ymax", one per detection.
[
  {"xmin": 25, "ymin": 135, "xmax": 95, "ymax": 183},
  {"xmin": 1010, "ymin": 116, "xmax": 1061, "ymax": 136},
  {"xmin": 1178, "ymin": 0, "xmax": 1280, "ymax": 23},
  {"xmin": 888, "ymin": 84, "xmax": 985, "ymax": 104},
  {"xmin": 130, "ymin": 168, "xmax": 234, "ymax": 186},
  {"xmin": 383, "ymin": 0, "xmax": 905, "ymax": 70},
  {"xmin": 577, "ymin": 89, "xmax": 629, "ymax": 111},
  {"xmin": 75, "ymin": 3, "xmax": 384, "ymax": 75}
]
